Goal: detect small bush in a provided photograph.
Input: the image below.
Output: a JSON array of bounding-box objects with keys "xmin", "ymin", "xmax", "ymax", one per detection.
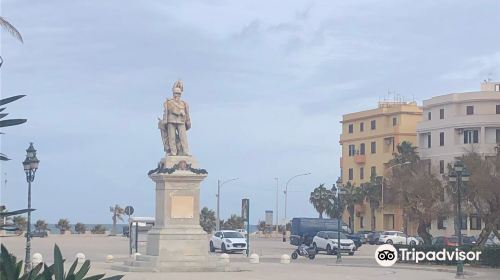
[
  {"xmin": 91, "ymin": 224, "xmax": 106, "ymax": 234},
  {"xmin": 74, "ymin": 223, "xmax": 86, "ymax": 234}
]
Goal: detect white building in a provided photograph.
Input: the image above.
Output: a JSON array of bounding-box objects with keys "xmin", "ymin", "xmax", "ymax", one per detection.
[{"xmin": 416, "ymin": 81, "xmax": 500, "ymax": 237}]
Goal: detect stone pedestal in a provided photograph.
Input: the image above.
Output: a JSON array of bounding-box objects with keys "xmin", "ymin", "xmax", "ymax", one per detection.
[{"xmin": 113, "ymin": 156, "xmax": 225, "ymax": 272}]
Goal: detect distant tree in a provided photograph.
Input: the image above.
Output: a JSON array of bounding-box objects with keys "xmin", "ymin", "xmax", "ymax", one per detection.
[
  {"xmin": 257, "ymin": 220, "xmax": 266, "ymax": 233},
  {"xmin": 34, "ymin": 219, "xmax": 48, "ymax": 231},
  {"xmin": 222, "ymin": 214, "xmax": 244, "ymax": 230},
  {"xmin": 56, "ymin": 219, "xmax": 71, "ymax": 234},
  {"xmin": 361, "ymin": 175, "xmax": 382, "ymax": 231},
  {"xmin": 458, "ymin": 150, "xmax": 500, "ymax": 245},
  {"xmin": 309, "ymin": 184, "xmax": 333, "ymax": 218},
  {"xmin": 337, "ymin": 181, "xmax": 364, "ymax": 233},
  {"xmin": 91, "ymin": 224, "xmax": 106, "ymax": 234},
  {"xmin": 12, "ymin": 215, "xmax": 27, "ymax": 231},
  {"xmin": 386, "ymin": 142, "xmax": 449, "ymax": 244},
  {"xmin": 110, "ymin": 205, "xmax": 124, "ymax": 236},
  {"xmin": 74, "ymin": 222, "xmax": 86, "ymax": 234},
  {"xmin": 199, "ymin": 207, "xmax": 216, "ymax": 233}
]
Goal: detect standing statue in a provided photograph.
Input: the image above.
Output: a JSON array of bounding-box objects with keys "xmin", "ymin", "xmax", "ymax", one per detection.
[{"xmin": 158, "ymin": 80, "xmax": 191, "ymax": 156}]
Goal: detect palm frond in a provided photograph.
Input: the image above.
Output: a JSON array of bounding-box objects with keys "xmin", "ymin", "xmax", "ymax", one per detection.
[{"xmin": 0, "ymin": 17, "xmax": 23, "ymax": 43}]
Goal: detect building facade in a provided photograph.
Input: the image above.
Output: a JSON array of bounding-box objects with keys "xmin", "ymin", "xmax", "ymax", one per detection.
[
  {"xmin": 416, "ymin": 81, "xmax": 500, "ymax": 237},
  {"xmin": 340, "ymin": 101, "xmax": 423, "ymax": 233}
]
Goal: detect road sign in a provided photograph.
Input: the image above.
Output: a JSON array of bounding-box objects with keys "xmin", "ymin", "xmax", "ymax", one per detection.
[
  {"xmin": 125, "ymin": 206, "xmax": 134, "ymax": 216},
  {"xmin": 241, "ymin": 199, "xmax": 249, "ymax": 221}
]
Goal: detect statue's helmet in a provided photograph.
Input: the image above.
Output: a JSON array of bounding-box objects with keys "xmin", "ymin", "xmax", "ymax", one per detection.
[{"xmin": 172, "ymin": 80, "xmax": 183, "ymax": 95}]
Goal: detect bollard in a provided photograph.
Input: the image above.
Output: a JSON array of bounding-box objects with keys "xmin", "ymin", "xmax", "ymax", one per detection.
[
  {"xmin": 219, "ymin": 253, "xmax": 230, "ymax": 264},
  {"xmin": 105, "ymin": 255, "xmax": 114, "ymax": 263},
  {"xmin": 280, "ymin": 254, "xmax": 290, "ymax": 264},
  {"xmin": 75, "ymin": 253, "xmax": 86, "ymax": 264},
  {"xmin": 249, "ymin": 253, "xmax": 259, "ymax": 264},
  {"xmin": 32, "ymin": 253, "xmax": 43, "ymax": 266},
  {"xmin": 132, "ymin": 252, "xmax": 141, "ymax": 260}
]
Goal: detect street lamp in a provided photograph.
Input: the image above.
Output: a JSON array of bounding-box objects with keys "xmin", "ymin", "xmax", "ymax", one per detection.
[
  {"xmin": 334, "ymin": 177, "xmax": 346, "ymax": 263},
  {"xmin": 283, "ymin": 172, "xmax": 311, "ymax": 242},
  {"xmin": 22, "ymin": 142, "xmax": 39, "ymax": 273},
  {"xmin": 216, "ymin": 177, "xmax": 239, "ymax": 231},
  {"xmin": 448, "ymin": 160, "xmax": 470, "ymax": 279}
]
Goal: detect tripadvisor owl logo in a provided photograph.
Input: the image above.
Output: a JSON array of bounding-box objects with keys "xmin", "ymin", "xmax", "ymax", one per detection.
[{"xmin": 375, "ymin": 244, "xmax": 398, "ymax": 267}]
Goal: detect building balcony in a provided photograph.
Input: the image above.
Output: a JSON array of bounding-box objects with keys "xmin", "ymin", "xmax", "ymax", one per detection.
[{"xmin": 354, "ymin": 154, "xmax": 366, "ymax": 164}]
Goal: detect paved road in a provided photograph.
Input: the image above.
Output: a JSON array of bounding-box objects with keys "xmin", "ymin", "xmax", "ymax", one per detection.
[{"xmin": 2, "ymin": 235, "xmax": 497, "ymax": 279}]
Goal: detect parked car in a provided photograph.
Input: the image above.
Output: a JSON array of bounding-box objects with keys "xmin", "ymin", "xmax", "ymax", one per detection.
[
  {"xmin": 367, "ymin": 231, "xmax": 382, "ymax": 245},
  {"xmin": 357, "ymin": 230, "xmax": 375, "ymax": 241},
  {"xmin": 347, "ymin": 233, "xmax": 365, "ymax": 249},
  {"xmin": 378, "ymin": 231, "xmax": 419, "ymax": 245},
  {"xmin": 25, "ymin": 230, "xmax": 48, "ymax": 238},
  {"xmin": 460, "ymin": 235, "xmax": 477, "ymax": 245},
  {"xmin": 210, "ymin": 230, "xmax": 247, "ymax": 253},
  {"xmin": 434, "ymin": 236, "xmax": 458, "ymax": 247},
  {"xmin": 290, "ymin": 218, "xmax": 350, "ymax": 246},
  {"xmin": 312, "ymin": 231, "xmax": 355, "ymax": 256}
]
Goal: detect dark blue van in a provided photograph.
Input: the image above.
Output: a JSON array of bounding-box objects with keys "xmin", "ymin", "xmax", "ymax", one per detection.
[{"xmin": 290, "ymin": 218, "xmax": 350, "ymax": 246}]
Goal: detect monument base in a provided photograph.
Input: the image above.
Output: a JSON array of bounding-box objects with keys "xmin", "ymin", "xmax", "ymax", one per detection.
[{"xmin": 113, "ymin": 155, "xmax": 228, "ymax": 272}]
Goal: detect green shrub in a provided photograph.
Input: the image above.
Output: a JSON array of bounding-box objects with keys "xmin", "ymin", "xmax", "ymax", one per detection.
[
  {"xmin": 0, "ymin": 243, "xmax": 123, "ymax": 280},
  {"xmin": 91, "ymin": 224, "xmax": 106, "ymax": 234}
]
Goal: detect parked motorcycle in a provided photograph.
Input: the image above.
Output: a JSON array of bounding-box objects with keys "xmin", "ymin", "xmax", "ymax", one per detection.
[{"xmin": 291, "ymin": 244, "xmax": 316, "ymax": 260}]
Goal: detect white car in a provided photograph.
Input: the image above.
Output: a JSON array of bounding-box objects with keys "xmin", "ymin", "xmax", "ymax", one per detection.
[
  {"xmin": 312, "ymin": 231, "xmax": 356, "ymax": 255},
  {"xmin": 210, "ymin": 230, "xmax": 247, "ymax": 253},
  {"xmin": 378, "ymin": 231, "xmax": 419, "ymax": 245}
]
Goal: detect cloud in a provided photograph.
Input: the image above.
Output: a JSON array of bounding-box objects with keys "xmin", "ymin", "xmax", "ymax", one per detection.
[{"xmin": 440, "ymin": 52, "xmax": 500, "ymax": 81}]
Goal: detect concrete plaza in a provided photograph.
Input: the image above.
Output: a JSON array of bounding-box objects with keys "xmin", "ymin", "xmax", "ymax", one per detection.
[{"xmin": 1, "ymin": 234, "xmax": 497, "ymax": 279}]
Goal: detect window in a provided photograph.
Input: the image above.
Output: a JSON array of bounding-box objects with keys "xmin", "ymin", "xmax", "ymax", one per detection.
[
  {"xmin": 440, "ymin": 132, "xmax": 445, "ymax": 146},
  {"xmin": 440, "ymin": 108, "xmax": 444, "ymax": 119},
  {"xmin": 371, "ymin": 141, "xmax": 376, "ymax": 154},
  {"xmin": 360, "ymin": 122, "xmax": 364, "ymax": 132},
  {"xmin": 470, "ymin": 215, "xmax": 482, "ymax": 230},
  {"xmin": 392, "ymin": 117, "xmax": 397, "ymax": 126},
  {"xmin": 348, "ymin": 145, "xmax": 356, "ymax": 156},
  {"xmin": 348, "ymin": 124, "xmax": 353, "ymax": 134},
  {"xmin": 371, "ymin": 166, "xmax": 376, "ymax": 178},
  {"xmin": 360, "ymin": 167, "xmax": 364, "ymax": 180},
  {"xmin": 371, "ymin": 120, "xmax": 376, "ymax": 130},
  {"xmin": 464, "ymin": 130, "xmax": 479, "ymax": 144},
  {"xmin": 466, "ymin": 106, "xmax": 474, "ymax": 115},
  {"xmin": 428, "ymin": 111, "xmax": 431, "ymax": 120},
  {"xmin": 360, "ymin": 217, "xmax": 364, "ymax": 228},
  {"xmin": 439, "ymin": 160, "xmax": 445, "ymax": 174},
  {"xmin": 427, "ymin": 134, "xmax": 431, "ymax": 148},
  {"xmin": 437, "ymin": 217, "xmax": 446, "ymax": 230},
  {"xmin": 497, "ymin": 129, "xmax": 500, "ymax": 144},
  {"xmin": 461, "ymin": 215, "xmax": 468, "ymax": 230},
  {"xmin": 360, "ymin": 143, "xmax": 365, "ymax": 155},
  {"xmin": 497, "ymin": 105, "xmax": 500, "ymax": 114},
  {"xmin": 348, "ymin": 168, "xmax": 354, "ymax": 181},
  {"xmin": 496, "ymin": 84, "xmax": 500, "ymax": 92}
]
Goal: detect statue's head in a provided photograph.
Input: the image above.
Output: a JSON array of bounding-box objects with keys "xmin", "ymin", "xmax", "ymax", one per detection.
[{"xmin": 172, "ymin": 80, "xmax": 183, "ymax": 99}]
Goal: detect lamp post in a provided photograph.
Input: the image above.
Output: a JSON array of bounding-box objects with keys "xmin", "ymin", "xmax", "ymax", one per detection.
[
  {"xmin": 334, "ymin": 177, "xmax": 346, "ymax": 263},
  {"xmin": 274, "ymin": 177, "xmax": 279, "ymax": 233},
  {"xmin": 283, "ymin": 172, "xmax": 311, "ymax": 242},
  {"xmin": 448, "ymin": 160, "xmax": 470, "ymax": 279},
  {"xmin": 22, "ymin": 143, "xmax": 39, "ymax": 273},
  {"xmin": 216, "ymin": 178, "xmax": 238, "ymax": 231}
]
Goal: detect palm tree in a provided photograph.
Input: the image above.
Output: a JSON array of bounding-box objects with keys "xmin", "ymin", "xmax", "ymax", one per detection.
[
  {"xmin": 361, "ymin": 175, "xmax": 382, "ymax": 231},
  {"xmin": 0, "ymin": 17, "xmax": 23, "ymax": 43},
  {"xmin": 340, "ymin": 182, "xmax": 365, "ymax": 233},
  {"xmin": 309, "ymin": 184, "xmax": 333, "ymax": 218},
  {"xmin": 389, "ymin": 141, "xmax": 419, "ymax": 165},
  {"xmin": 56, "ymin": 219, "xmax": 71, "ymax": 234},
  {"xmin": 34, "ymin": 219, "xmax": 48, "ymax": 231},
  {"xmin": 110, "ymin": 205, "xmax": 124, "ymax": 236},
  {"xmin": 199, "ymin": 207, "xmax": 216, "ymax": 233},
  {"xmin": 12, "ymin": 215, "xmax": 27, "ymax": 232}
]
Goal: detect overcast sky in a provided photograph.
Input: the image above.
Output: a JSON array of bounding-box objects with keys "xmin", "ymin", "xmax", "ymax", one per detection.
[{"xmin": 1, "ymin": 0, "xmax": 499, "ymax": 225}]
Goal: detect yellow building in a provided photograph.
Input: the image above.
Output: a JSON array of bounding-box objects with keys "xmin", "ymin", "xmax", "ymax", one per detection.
[{"xmin": 339, "ymin": 101, "xmax": 422, "ymax": 233}]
